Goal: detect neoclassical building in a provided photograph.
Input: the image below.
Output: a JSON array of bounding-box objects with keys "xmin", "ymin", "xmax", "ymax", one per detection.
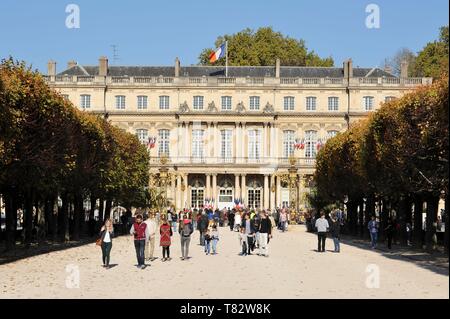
[{"xmin": 45, "ymin": 57, "xmax": 431, "ymax": 211}]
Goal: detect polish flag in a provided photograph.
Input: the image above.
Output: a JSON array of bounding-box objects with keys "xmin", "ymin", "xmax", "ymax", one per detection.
[{"xmin": 209, "ymin": 43, "xmax": 226, "ymax": 63}]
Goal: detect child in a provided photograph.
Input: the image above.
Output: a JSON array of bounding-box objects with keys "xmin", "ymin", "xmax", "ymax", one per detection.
[
  {"xmin": 160, "ymin": 216, "xmax": 173, "ymax": 261},
  {"xmin": 239, "ymin": 226, "xmax": 248, "ymax": 256},
  {"xmin": 204, "ymin": 229, "xmax": 212, "ymax": 255},
  {"xmin": 211, "ymin": 224, "xmax": 219, "ymax": 255}
]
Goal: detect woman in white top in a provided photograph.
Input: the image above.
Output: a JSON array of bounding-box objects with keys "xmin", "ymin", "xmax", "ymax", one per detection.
[
  {"xmin": 100, "ymin": 218, "xmax": 114, "ymax": 268},
  {"xmin": 234, "ymin": 211, "xmax": 242, "ymax": 232}
]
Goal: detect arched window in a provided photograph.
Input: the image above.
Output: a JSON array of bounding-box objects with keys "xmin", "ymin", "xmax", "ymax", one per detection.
[
  {"xmin": 283, "ymin": 130, "xmax": 295, "ymax": 158},
  {"xmin": 158, "ymin": 129, "xmax": 170, "ymax": 156},
  {"xmin": 305, "ymin": 130, "xmax": 317, "ymax": 158},
  {"xmin": 136, "ymin": 129, "xmax": 148, "ymax": 145},
  {"xmin": 327, "ymin": 130, "xmax": 339, "ymax": 139}
]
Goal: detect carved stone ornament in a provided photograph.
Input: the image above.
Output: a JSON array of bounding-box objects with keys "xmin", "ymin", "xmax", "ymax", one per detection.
[
  {"xmin": 179, "ymin": 101, "xmax": 190, "ymax": 113},
  {"xmin": 207, "ymin": 101, "xmax": 218, "ymax": 112},
  {"xmin": 236, "ymin": 101, "xmax": 246, "ymax": 113},
  {"xmin": 263, "ymin": 102, "xmax": 274, "ymax": 114}
]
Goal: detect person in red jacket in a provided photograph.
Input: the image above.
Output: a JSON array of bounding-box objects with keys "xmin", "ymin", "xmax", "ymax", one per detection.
[
  {"xmin": 130, "ymin": 214, "xmax": 148, "ymax": 269},
  {"xmin": 160, "ymin": 215, "xmax": 173, "ymax": 261}
]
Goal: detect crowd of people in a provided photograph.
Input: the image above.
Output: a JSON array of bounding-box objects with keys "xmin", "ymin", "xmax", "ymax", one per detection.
[{"xmin": 97, "ymin": 207, "xmax": 292, "ymax": 269}]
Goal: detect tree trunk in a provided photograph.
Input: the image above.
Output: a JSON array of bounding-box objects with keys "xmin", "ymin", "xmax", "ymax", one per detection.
[
  {"xmin": 104, "ymin": 199, "xmax": 112, "ymax": 220},
  {"xmin": 72, "ymin": 193, "xmax": 83, "ymax": 241},
  {"xmin": 346, "ymin": 200, "xmax": 358, "ymax": 236},
  {"xmin": 397, "ymin": 195, "xmax": 409, "ymax": 246},
  {"xmin": 98, "ymin": 198, "xmax": 105, "ymax": 223},
  {"xmin": 44, "ymin": 197, "xmax": 51, "ymax": 238},
  {"xmin": 358, "ymin": 198, "xmax": 365, "ymax": 238},
  {"xmin": 365, "ymin": 195, "xmax": 375, "ymax": 240},
  {"xmin": 24, "ymin": 189, "xmax": 34, "ymax": 247},
  {"xmin": 49, "ymin": 196, "xmax": 57, "ymax": 242},
  {"xmin": 412, "ymin": 194, "xmax": 423, "ymax": 249},
  {"xmin": 445, "ymin": 192, "xmax": 449, "ymax": 255},
  {"xmin": 380, "ymin": 198, "xmax": 389, "ymax": 241},
  {"xmin": 5, "ymin": 192, "xmax": 18, "ymax": 250},
  {"xmin": 425, "ymin": 193, "xmax": 439, "ymax": 251},
  {"xmin": 60, "ymin": 193, "xmax": 70, "ymax": 242}
]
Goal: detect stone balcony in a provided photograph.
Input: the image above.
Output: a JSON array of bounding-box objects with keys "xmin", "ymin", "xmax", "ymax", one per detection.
[
  {"xmin": 43, "ymin": 75, "xmax": 432, "ymax": 88},
  {"xmin": 149, "ymin": 156, "xmax": 317, "ymax": 168}
]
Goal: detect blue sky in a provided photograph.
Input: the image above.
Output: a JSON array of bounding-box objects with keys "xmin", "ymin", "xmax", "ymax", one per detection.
[{"xmin": 0, "ymin": 0, "xmax": 448, "ymax": 73}]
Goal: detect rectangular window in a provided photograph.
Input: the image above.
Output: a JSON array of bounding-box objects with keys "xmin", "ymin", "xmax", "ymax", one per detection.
[
  {"xmin": 249, "ymin": 96, "xmax": 260, "ymax": 110},
  {"xmin": 385, "ymin": 96, "xmax": 396, "ymax": 103},
  {"xmin": 80, "ymin": 94, "xmax": 91, "ymax": 109},
  {"xmin": 363, "ymin": 96, "xmax": 374, "ymax": 111},
  {"xmin": 159, "ymin": 96, "xmax": 170, "ymax": 110},
  {"xmin": 191, "ymin": 188, "xmax": 204, "ymax": 209},
  {"xmin": 221, "ymin": 96, "xmax": 232, "ymax": 110},
  {"xmin": 115, "ymin": 95, "xmax": 126, "ymax": 109},
  {"xmin": 136, "ymin": 129, "xmax": 148, "ymax": 145},
  {"xmin": 193, "ymin": 96, "xmax": 204, "ymax": 110},
  {"xmin": 137, "ymin": 96, "xmax": 148, "ymax": 110},
  {"xmin": 248, "ymin": 129, "xmax": 261, "ymax": 160},
  {"xmin": 306, "ymin": 97, "xmax": 317, "ymax": 111},
  {"xmin": 283, "ymin": 130, "xmax": 295, "ymax": 158},
  {"xmin": 158, "ymin": 129, "xmax": 170, "ymax": 157},
  {"xmin": 305, "ymin": 130, "xmax": 317, "ymax": 158},
  {"xmin": 328, "ymin": 97, "xmax": 339, "ymax": 111},
  {"xmin": 283, "ymin": 96, "xmax": 295, "ymax": 111},
  {"xmin": 220, "ymin": 129, "xmax": 233, "ymax": 161},
  {"xmin": 327, "ymin": 130, "xmax": 339, "ymax": 140},
  {"xmin": 192, "ymin": 129, "xmax": 204, "ymax": 160}
]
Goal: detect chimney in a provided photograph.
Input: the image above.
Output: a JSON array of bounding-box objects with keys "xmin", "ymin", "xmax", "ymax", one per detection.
[
  {"xmin": 343, "ymin": 59, "xmax": 353, "ymax": 79},
  {"xmin": 400, "ymin": 60, "xmax": 408, "ymax": 78},
  {"xmin": 175, "ymin": 57, "xmax": 180, "ymax": 77},
  {"xmin": 275, "ymin": 58, "xmax": 281, "ymax": 78},
  {"xmin": 99, "ymin": 56, "xmax": 108, "ymax": 77},
  {"xmin": 47, "ymin": 60, "xmax": 56, "ymax": 76},
  {"xmin": 67, "ymin": 60, "xmax": 77, "ymax": 69},
  {"xmin": 384, "ymin": 64, "xmax": 393, "ymax": 74}
]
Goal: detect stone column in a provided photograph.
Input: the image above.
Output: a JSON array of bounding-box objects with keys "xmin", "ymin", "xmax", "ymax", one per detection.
[
  {"xmin": 176, "ymin": 174, "xmax": 182, "ymax": 210},
  {"xmin": 212, "ymin": 174, "xmax": 218, "ymax": 205},
  {"xmin": 235, "ymin": 174, "xmax": 240, "ymax": 201},
  {"xmin": 213, "ymin": 122, "xmax": 218, "ymax": 158},
  {"xmin": 270, "ymin": 123, "xmax": 276, "ymax": 164},
  {"xmin": 264, "ymin": 174, "xmax": 270, "ymax": 210},
  {"xmin": 270, "ymin": 175, "xmax": 276, "ymax": 210},
  {"xmin": 206, "ymin": 174, "xmax": 211, "ymax": 200},
  {"xmin": 236, "ymin": 123, "xmax": 241, "ymax": 161},
  {"xmin": 241, "ymin": 123, "xmax": 246, "ymax": 162},
  {"xmin": 276, "ymin": 174, "xmax": 281, "ymax": 209},
  {"xmin": 171, "ymin": 173, "xmax": 176, "ymax": 208},
  {"xmin": 177, "ymin": 123, "xmax": 183, "ymax": 158},
  {"xmin": 183, "ymin": 174, "xmax": 189, "ymax": 208},
  {"xmin": 184, "ymin": 123, "xmax": 189, "ymax": 159},
  {"xmin": 241, "ymin": 174, "xmax": 247, "ymax": 205}
]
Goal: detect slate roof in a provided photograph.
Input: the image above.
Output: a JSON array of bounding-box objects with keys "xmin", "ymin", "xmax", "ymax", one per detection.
[{"xmin": 58, "ymin": 65, "xmax": 396, "ymax": 78}]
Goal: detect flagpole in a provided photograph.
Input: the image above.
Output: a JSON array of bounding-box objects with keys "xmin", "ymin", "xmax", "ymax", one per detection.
[{"xmin": 225, "ymin": 40, "xmax": 228, "ymax": 77}]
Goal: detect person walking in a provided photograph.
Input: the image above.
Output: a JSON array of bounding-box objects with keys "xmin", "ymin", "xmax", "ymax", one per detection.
[
  {"xmin": 179, "ymin": 216, "xmax": 194, "ymax": 260},
  {"xmin": 385, "ymin": 217, "xmax": 395, "ymax": 249},
  {"xmin": 315, "ymin": 211, "xmax": 329, "ymax": 252},
  {"xmin": 252, "ymin": 213, "xmax": 261, "ymax": 249},
  {"xmin": 229, "ymin": 209, "xmax": 235, "ymax": 231},
  {"xmin": 241, "ymin": 213, "xmax": 255, "ymax": 255},
  {"xmin": 144, "ymin": 213, "xmax": 157, "ymax": 262},
  {"xmin": 172, "ymin": 211, "xmax": 178, "ymax": 233},
  {"xmin": 329, "ymin": 213, "xmax": 341, "ymax": 253},
  {"xmin": 198, "ymin": 211, "xmax": 209, "ymax": 246},
  {"xmin": 257, "ymin": 211, "xmax": 272, "ymax": 257},
  {"xmin": 159, "ymin": 215, "xmax": 172, "ymax": 262},
  {"xmin": 368, "ymin": 215, "xmax": 379, "ymax": 249},
  {"xmin": 280, "ymin": 210, "xmax": 288, "ymax": 232},
  {"xmin": 99, "ymin": 218, "xmax": 114, "ymax": 268},
  {"xmin": 239, "ymin": 226, "xmax": 248, "ymax": 256},
  {"xmin": 234, "ymin": 211, "xmax": 242, "ymax": 232},
  {"xmin": 204, "ymin": 229, "xmax": 212, "ymax": 255},
  {"xmin": 211, "ymin": 224, "xmax": 219, "ymax": 254},
  {"xmin": 130, "ymin": 214, "xmax": 148, "ymax": 269}
]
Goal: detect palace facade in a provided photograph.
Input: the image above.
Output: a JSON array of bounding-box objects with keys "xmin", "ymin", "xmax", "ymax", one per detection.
[{"xmin": 44, "ymin": 57, "xmax": 431, "ymax": 211}]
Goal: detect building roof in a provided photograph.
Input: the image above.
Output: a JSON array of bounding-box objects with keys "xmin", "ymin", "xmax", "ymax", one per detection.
[{"xmin": 57, "ymin": 65, "xmax": 396, "ymax": 78}]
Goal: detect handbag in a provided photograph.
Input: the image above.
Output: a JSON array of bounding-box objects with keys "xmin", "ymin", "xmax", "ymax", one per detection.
[{"xmin": 96, "ymin": 238, "xmax": 102, "ymax": 246}]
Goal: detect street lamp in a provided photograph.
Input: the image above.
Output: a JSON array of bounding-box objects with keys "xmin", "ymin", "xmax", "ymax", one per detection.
[{"xmin": 288, "ymin": 155, "xmax": 299, "ymax": 224}]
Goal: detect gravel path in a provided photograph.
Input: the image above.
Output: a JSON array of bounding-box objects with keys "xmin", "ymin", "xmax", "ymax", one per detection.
[{"xmin": 1, "ymin": 225, "xmax": 448, "ymax": 299}]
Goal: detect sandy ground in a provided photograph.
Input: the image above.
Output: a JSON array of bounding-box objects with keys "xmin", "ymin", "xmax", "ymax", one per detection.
[{"xmin": 0, "ymin": 225, "xmax": 448, "ymax": 299}]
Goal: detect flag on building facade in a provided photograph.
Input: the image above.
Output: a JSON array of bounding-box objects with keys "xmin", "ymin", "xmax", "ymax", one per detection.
[{"xmin": 209, "ymin": 43, "xmax": 226, "ymax": 63}]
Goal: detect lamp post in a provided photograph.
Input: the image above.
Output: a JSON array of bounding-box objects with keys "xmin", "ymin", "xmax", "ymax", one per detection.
[
  {"xmin": 158, "ymin": 154, "xmax": 169, "ymax": 216},
  {"xmin": 288, "ymin": 155, "xmax": 299, "ymax": 224}
]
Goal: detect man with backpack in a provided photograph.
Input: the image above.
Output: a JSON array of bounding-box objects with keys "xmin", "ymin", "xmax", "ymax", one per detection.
[{"xmin": 179, "ymin": 217, "xmax": 194, "ymax": 260}]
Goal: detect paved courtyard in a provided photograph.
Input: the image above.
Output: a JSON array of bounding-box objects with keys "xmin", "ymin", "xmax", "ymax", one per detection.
[{"xmin": 0, "ymin": 225, "xmax": 448, "ymax": 299}]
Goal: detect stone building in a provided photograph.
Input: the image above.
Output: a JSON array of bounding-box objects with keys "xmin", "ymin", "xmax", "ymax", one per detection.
[{"xmin": 44, "ymin": 57, "xmax": 431, "ymax": 211}]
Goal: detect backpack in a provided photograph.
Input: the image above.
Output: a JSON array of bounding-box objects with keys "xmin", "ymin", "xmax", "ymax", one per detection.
[{"xmin": 182, "ymin": 223, "xmax": 192, "ymax": 237}]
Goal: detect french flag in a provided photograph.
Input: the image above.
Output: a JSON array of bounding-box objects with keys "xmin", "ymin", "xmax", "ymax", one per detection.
[{"xmin": 209, "ymin": 43, "xmax": 226, "ymax": 63}]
